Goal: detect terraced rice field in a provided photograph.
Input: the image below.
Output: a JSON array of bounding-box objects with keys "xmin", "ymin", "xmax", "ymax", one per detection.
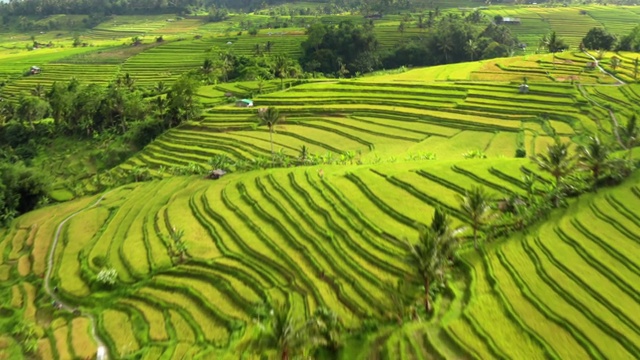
[
  {"xmin": 484, "ymin": 5, "xmax": 640, "ymax": 50},
  {"xmin": 122, "ymin": 71, "xmax": 608, "ymax": 172},
  {"xmin": 3, "ymin": 158, "xmax": 639, "ymax": 358}
]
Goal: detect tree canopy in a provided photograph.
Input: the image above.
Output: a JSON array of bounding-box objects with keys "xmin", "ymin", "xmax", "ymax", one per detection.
[{"xmin": 582, "ymin": 27, "xmax": 617, "ymax": 50}]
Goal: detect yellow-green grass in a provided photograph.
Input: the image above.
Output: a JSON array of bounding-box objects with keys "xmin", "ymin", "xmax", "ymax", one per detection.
[
  {"xmin": 408, "ymin": 131, "xmax": 497, "ymax": 158},
  {"xmin": 154, "ymin": 274, "xmax": 249, "ymax": 321},
  {"xmin": 498, "ymin": 238, "xmax": 630, "ymax": 358},
  {"xmin": 486, "ymin": 248, "xmax": 592, "ymax": 359},
  {"xmin": 17, "ymin": 255, "xmax": 31, "ymax": 276},
  {"xmin": 70, "ymin": 317, "xmax": 97, "ymax": 359},
  {"xmin": 22, "ymin": 282, "xmax": 37, "ymax": 322},
  {"xmin": 53, "ymin": 318, "xmax": 72, "ymax": 360},
  {"xmin": 350, "ymin": 115, "xmax": 462, "ymax": 137},
  {"xmin": 138, "ymin": 286, "xmax": 229, "ymax": 344},
  {"xmin": 253, "ymin": 174, "xmax": 385, "ymax": 319},
  {"xmin": 0, "ymin": 265, "xmax": 10, "ymax": 281},
  {"xmin": 56, "ymin": 206, "xmax": 110, "ymax": 296},
  {"xmin": 10, "ymin": 284, "xmax": 22, "ymax": 309},
  {"xmin": 485, "ymin": 132, "xmax": 518, "ymax": 157},
  {"xmin": 169, "ymin": 310, "xmax": 196, "ymax": 342},
  {"xmin": 8, "ymin": 229, "xmax": 27, "ymax": 260},
  {"xmin": 101, "ymin": 309, "xmax": 141, "ymax": 357},
  {"xmin": 457, "ymin": 251, "xmax": 548, "ymax": 359},
  {"xmin": 119, "ymin": 299, "xmax": 169, "ymax": 341},
  {"xmin": 36, "ymin": 337, "xmax": 54, "ymax": 360}
]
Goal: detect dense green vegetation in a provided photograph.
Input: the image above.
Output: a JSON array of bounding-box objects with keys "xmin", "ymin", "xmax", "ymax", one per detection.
[{"xmin": 0, "ymin": 0, "xmax": 639, "ymax": 359}]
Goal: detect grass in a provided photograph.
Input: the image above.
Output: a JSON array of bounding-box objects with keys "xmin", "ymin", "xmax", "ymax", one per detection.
[{"xmin": 1, "ymin": 6, "xmax": 640, "ymax": 359}]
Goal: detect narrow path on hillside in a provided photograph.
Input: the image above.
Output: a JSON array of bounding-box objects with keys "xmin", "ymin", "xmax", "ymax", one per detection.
[
  {"xmin": 44, "ymin": 192, "xmax": 112, "ymax": 360},
  {"xmin": 577, "ymin": 85, "xmax": 624, "ymax": 146},
  {"xmin": 582, "ymin": 50, "xmax": 626, "ymax": 86}
]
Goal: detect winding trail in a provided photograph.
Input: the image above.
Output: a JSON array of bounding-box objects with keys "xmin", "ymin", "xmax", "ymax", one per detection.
[
  {"xmin": 578, "ymin": 50, "xmax": 628, "ymax": 146},
  {"xmin": 44, "ymin": 191, "xmax": 113, "ymax": 360}
]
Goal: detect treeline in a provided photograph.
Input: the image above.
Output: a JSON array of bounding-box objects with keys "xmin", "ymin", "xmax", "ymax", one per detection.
[
  {"xmin": 0, "ymin": 0, "xmax": 408, "ymax": 16},
  {"xmin": 581, "ymin": 24, "xmax": 640, "ymax": 52},
  {"xmin": 299, "ymin": 11, "xmax": 520, "ymax": 77}
]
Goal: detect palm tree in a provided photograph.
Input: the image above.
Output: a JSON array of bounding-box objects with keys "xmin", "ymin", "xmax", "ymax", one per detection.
[
  {"xmin": 457, "ymin": 186, "xmax": 493, "ymax": 249},
  {"xmin": 299, "ymin": 145, "xmax": 309, "ymax": 164},
  {"xmin": 169, "ymin": 227, "xmax": 188, "ymax": 263},
  {"xmin": 621, "ymin": 114, "xmax": 638, "ymax": 161},
  {"xmin": 250, "ymin": 302, "xmax": 311, "ymax": 360},
  {"xmin": 465, "ymin": 39, "xmax": 478, "ymax": 61},
  {"xmin": 540, "ymin": 31, "xmax": 567, "ymax": 66},
  {"xmin": 154, "ymin": 80, "xmax": 166, "ymax": 94},
  {"xmin": 405, "ymin": 208, "xmax": 458, "ymax": 313},
  {"xmin": 610, "ymin": 56, "xmax": 621, "ymax": 71},
  {"xmin": 257, "ymin": 107, "xmax": 283, "ymax": 158},
  {"xmin": 273, "ymin": 55, "xmax": 290, "ymax": 90},
  {"xmin": 577, "ymin": 135, "xmax": 613, "ymax": 191},
  {"xmin": 398, "ymin": 21, "xmax": 406, "ymax": 38},
  {"xmin": 201, "ymin": 58, "xmax": 214, "ymax": 74},
  {"xmin": 31, "ymin": 83, "xmax": 46, "ymax": 98},
  {"xmin": 531, "ymin": 137, "xmax": 575, "ymax": 189},
  {"xmin": 309, "ymin": 307, "xmax": 343, "ymax": 354}
]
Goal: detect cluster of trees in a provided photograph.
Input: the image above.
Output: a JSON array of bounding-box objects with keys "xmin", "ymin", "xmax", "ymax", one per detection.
[
  {"xmin": 299, "ymin": 12, "xmax": 520, "ymax": 77},
  {"xmin": 301, "ymin": 21, "xmax": 379, "ymax": 76},
  {"xmin": 0, "ymin": 73, "xmax": 203, "ymax": 224},
  {"xmin": 385, "ymin": 13, "xmax": 520, "ymax": 68},
  {"xmin": 0, "ymin": 162, "xmax": 48, "ymax": 226},
  {"xmin": 582, "ymin": 25, "xmax": 640, "ymax": 52},
  {"xmin": 196, "ymin": 50, "xmax": 301, "ymax": 85},
  {"xmin": 1, "ymin": 73, "xmax": 200, "ymax": 146}
]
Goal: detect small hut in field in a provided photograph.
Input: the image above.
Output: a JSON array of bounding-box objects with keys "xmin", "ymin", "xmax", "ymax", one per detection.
[
  {"xmin": 236, "ymin": 99, "xmax": 253, "ymax": 107},
  {"xmin": 519, "ymin": 83, "xmax": 529, "ymax": 94}
]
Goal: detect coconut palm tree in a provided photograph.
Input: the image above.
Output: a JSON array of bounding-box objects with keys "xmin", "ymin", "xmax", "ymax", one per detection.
[
  {"xmin": 273, "ymin": 55, "xmax": 290, "ymax": 90},
  {"xmin": 299, "ymin": 145, "xmax": 309, "ymax": 164},
  {"xmin": 257, "ymin": 107, "xmax": 283, "ymax": 159},
  {"xmin": 309, "ymin": 307, "xmax": 343, "ymax": 354},
  {"xmin": 457, "ymin": 186, "xmax": 493, "ymax": 249},
  {"xmin": 620, "ymin": 114, "xmax": 638, "ymax": 161},
  {"xmin": 154, "ymin": 80, "xmax": 166, "ymax": 94},
  {"xmin": 577, "ymin": 135, "xmax": 614, "ymax": 191},
  {"xmin": 465, "ymin": 39, "xmax": 479, "ymax": 61},
  {"xmin": 540, "ymin": 31, "xmax": 567, "ymax": 66},
  {"xmin": 531, "ymin": 137, "xmax": 575, "ymax": 189},
  {"xmin": 31, "ymin": 83, "xmax": 46, "ymax": 98},
  {"xmin": 405, "ymin": 208, "xmax": 458, "ymax": 313},
  {"xmin": 169, "ymin": 227, "xmax": 188, "ymax": 263},
  {"xmin": 250, "ymin": 302, "xmax": 311, "ymax": 360}
]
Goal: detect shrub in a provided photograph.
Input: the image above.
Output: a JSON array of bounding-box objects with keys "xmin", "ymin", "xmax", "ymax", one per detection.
[
  {"xmin": 125, "ymin": 117, "xmax": 166, "ymax": 150},
  {"xmin": 463, "ymin": 150, "xmax": 487, "ymax": 159},
  {"xmin": 515, "ymin": 148, "xmax": 527, "ymax": 158},
  {"xmin": 92, "ymin": 255, "xmax": 106, "ymax": 268}
]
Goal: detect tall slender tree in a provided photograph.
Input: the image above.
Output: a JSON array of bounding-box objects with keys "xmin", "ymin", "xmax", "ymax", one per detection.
[
  {"xmin": 577, "ymin": 135, "xmax": 614, "ymax": 191},
  {"xmin": 621, "ymin": 114, "xmax": 638, "ymax": 161},
  {"xmin": 457, "ymin": 186, "xmax": 493, "ymax": 249},
  {"xmin": 257, "ymin": 107, "xmax": 283, "ymax": 158},
  {"xmin": 541, "ymin": 31, "xmax": 567, "ymax": 66},
  {"xmin": 405, "ymin": 208, "xmax": 458, "ymax": 313},
  {"xmin": 250, "ymin": 302, "xmax": 312, "ymax": 360},
  {"xmin": 531, "ymin": 137, "xmax": 575, "ymax": 189},
  {"xmin": 273, "ymin": 55, "xmax": 290, "ymax": 90}
]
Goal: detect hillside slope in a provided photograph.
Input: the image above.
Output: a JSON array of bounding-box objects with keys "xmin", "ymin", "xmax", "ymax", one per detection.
[{"xmin": 2, "ymin": 159, "xmax": 639, "ymax": 358}]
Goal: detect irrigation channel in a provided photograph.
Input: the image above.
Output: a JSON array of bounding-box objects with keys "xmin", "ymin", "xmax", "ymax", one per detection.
[{"xmin": 44, "ymin": 192, "xmax": 113, "ymax": 360}]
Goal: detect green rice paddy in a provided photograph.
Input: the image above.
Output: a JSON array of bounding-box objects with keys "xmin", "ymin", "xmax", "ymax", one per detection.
[{"xmin": 1, "ymin": 4, "xmax": 640, "ymax": 359}]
